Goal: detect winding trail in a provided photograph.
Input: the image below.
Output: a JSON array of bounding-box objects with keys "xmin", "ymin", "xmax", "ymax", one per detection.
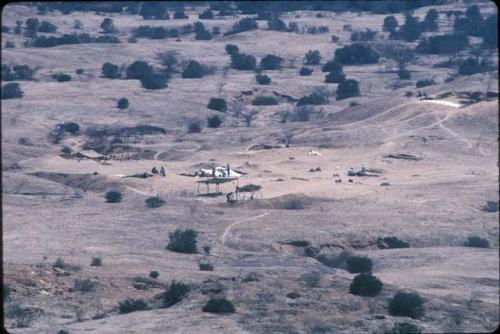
[
  {"xmin": 220, "ymin": 211, "xmax": 271, "ymax": 246},
  {"xmin": 125, "ymin": 185, "xmax": 155, "ymax": 197}
]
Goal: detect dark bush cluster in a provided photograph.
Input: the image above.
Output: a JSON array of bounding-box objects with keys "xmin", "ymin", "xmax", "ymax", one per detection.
[
  {"xmin": 52, "ymin": 73, "xmax": 72, "ymax": 82},
  {"xmin": 198, "ymin": 261, "xmax": 214, "ymax": 271},
  {"xmin": 117, "ymin": 97, "xmax": 129, "ymax": 110},
  {"xmin": 260, "ymin": 54, "xmax": 284, "ymax": 70},
  {"xmin": 188, "ymin": 120, "xmax": 202, "ymax": 133},
  {"xmin": 325, "ymin": 69, "xmax": 345, "ymax": 84},
  {"xmin": 297, "ymin": 92, "xmax": 328, "ymax": 106},
  {"xmin": 207, "ymin": 115, "xmax": 223, "ymax": 128},
  {"xmin": 225, "ymin": 44, "xmax": 239, "ymax": 55},
  {"xmin": 226, "ymin": 18, "xmax": 258, "ymax": 35},
  {"xmin": 416, "ymin": 34, "xmax": 469, "ymax": 54},
  {"xmin": 182, "ymin": 60, "xmax": 207, "ymax": 78},
  {"xmin": 334, "ymin": 43, "xmax": 380, "ymax": 64},
  {"xmin": 388, "ymin": 292, "xmax": 425, "ymax": 319},
  {"xmin": 350, "ymin": 29, "xmax": 377, "ymax": 41},
  {"xmin": 464, "ymin": 235, "xmax": 489, "ymax": 248},
  {"xmin": 2, "ymin": 64, "xmax": 35, "ymax": 81},
  {"xmin": 149, "ymin": 271, "xmax": 160, "ymax": 279},
  {"xmin": 31, "ymin": 33, "xmax": 119, "ymax": 48},
  {"xmin": 346, "ymin": 255, "xmax": 373, "ymax": 273},
  {"xmin": 100, "ymin": 18, "xmax": 117, "ymax": 34},
  {"xmin": 202, "ymin": 298, "xmax": 235, "ymax": 313},
  {"xmin": 349, "ymin": 273, "xmax": 383, "ymax": 296},
  {"xmin": 105, "ymin": 190, "xmax": 122, "ymax": 203},
  {"xmin": 457, "ymin": 58, "xmax": 491, "ymax": 75},
  {"xmin": 194, "ymin": 22, "xmax": 213, "ymax": 40},
  {"xmin": 162, "ymin": 281, "xmax": 190, "ymax": 308},
  {"xmin": 145, "ymin": 196, "xmax": 165, "ymax": 208},
  {"xmin": 336, "ymin": 79, "xmax": 360, "ymax": 100},
  {"xmin": 118, "ymin": 298, "xmax": 148, "ymax": 313},
  {"xmin": 173, "ymin": 11, "xmax": 188, "ymax": 19},
  {"xmin": 167, "ymin": 228, "xmax": 198, "ymax": 253},
  {"xmin": 1, "ymin": 83, "xmax": 24, "ymax": 100},
  {"xmin": 231, "ymin": 53, "xmax": 257, "ymax": 70},
  {"xmin": 377, "ymin": 237, "xmax": 410, "ymax": 249},
  {"xmin": 199, "ymin": 9, "xmax": 214, "ymax": 19},
  {"xmin": 102, "ymin": 62, "xmax": 121, "ymax": 79},
  {"xmin": 207, "ymin": 98, "xmax": 227, "ymax": 112},
  {"xmin": 38, "ymin": 20, "xmax": 58, "ymax": 33},
  {"xmin": 304, "ymin": 50, "xmax": 321, "ymax": 65},
  {"xmin": 255, "ymin": 74, "xmax": 271, "ymax": 85},
  {"xmin": 267, "ymin": 18, "xmax": 288, "ymax": 32},
  {"xmin": 306, "ymin": 25, "xmax": 329, "ymax": 34},
  {"xmin": 64, "ymin": 122, "xmax": 80, "ymax": 134},
  {"xmin": 299, "ymin": 67, "xmax": 313, "ymax": 76},
  {"xmin": 74, "ymin": 279, "xmax": 97, "ymax": 292},
  {"xmin": 415, "ymin": 79, "xmax": 435, "ymax": 88},
  {"xmin": 252, "ymin": 96, "xmax": 278, "ymax": 106},
  {"xmin": 126, "ymin": 61, "xmax": 170, "ymax": 89},
  {"xmin": 140, "ymin": 2, "xmax": 170, "ymax": 20},
  {"xmin": 131, "ymin": 26, "xmax": 179, "ymax": 39},
  {"xmin": 91, "ymin": 256, "xmax": 102, "ymax": 266}
]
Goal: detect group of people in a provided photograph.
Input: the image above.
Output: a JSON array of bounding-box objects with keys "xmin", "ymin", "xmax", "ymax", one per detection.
[
  {"xmin": 151, "ymin": 166, "xmax": 166, "ymax": 176},
  {"xmin": 334, "ymin": 164, "xmax": 366, "ymax": 183},
  {"xmin": 416, "ymin": 91, "xmax": 428, "ymax": 99}
]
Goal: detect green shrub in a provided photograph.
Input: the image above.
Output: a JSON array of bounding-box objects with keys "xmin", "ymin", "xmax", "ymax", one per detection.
[
  {"xmin": 225, "ymin": 44, "xmax": 239, "ymax": 55},
  {"xmin": 74, "ymin": 279, "xmax": 96, "ymax": 292},
  {"xmin": 227, "ymin": 17, "xmax": 257, "ymax": 35},
  {"xmin": 260, "ymin": 54, "xmax": 284, "ymax": 70},
  {"xmin": 255, "ymin": 74, "xmax": 271, "ymax": 85},
  {"xmin": 162, "ymin": 281, "xmax": 190, "ymax": 308},
  {"xmin": 76, "ymin": 68, "xmax": 84, "ymax": 75},
  {"xmin": 61, "ymin": 146, "xmax": 72, "ymax": 155},
  {"xmin": 458, "ymin": 58, "xmax": 490, "ymax": 75},
  {"xmin": 173, "ymin": 11, "xmax": 188, "ymax": 19},
  {"xmin": 388, "ymin": 292, "xmax": 425, "ymax": 319},
  {"xmin": 336, "ymin": 79, "xmax": 360, "ymax": 100},
  {"xmin": 349, "ymin": 273, "xmax": 383, "ymax": 296},
  {"xmin": 57, "ymin": 330, "xmax": 70, "ymax": 334},
  {"xmin": 199, "ymin": 261, "xmax": 214, "ymax": 271},
  {"xmin": 167, "ymin": 228, "xmax": 198, "ymax": 253},
  {"xmin": 199, "ymin": 9, "xmax": 214, "ymax": 19},
  {"xmin": 304, "ymin": 50, "xmax": 321, "ymax": 65},
  {"xmin": 231, "ymin": 53, "xmax": 257, "ymax": 70},
  {"xmin": 416, "ymin": 34, "xmax": 469, "ymax": 54},
  {"xmin": 90, "ymin": 256, "xmax": 102, "ymax": 266},
  {"xmin": 182, "ymin": 60, "xmax": 206, "ymax": 78},
  {"xmin": 207, "ymin": 98, "xmax": 227, "ymax": 112},
  {"xmin": 325, "ymin": 71, "xmax": 346, "ymax": 83},
  {"xmin": 346, "ymin": 255, "xmax": 373, "ymax": 273},
  {"xmin": 188, "ymin": 121, "xmax": 202, "ymax": 133},
  {"xmin": 482, "ymin": 200, "xmax": 498, "ymax": 213},
  {"xmin": 149, "ymin": 270, "xmax": 159, "ymax": 279},
  {"xmin": 202, "ymin": 298, "xmax": 235, "ymax": 313},
  {"xmin": 415, "ymin": 79, "xmax": 435, "ymax": 88},
  {"xmin": 2, "ymin": 83, "xmax": 24, "ymax": 99},
  {"xmin": 117, "ymin": 98, "xmax": 129, "ymax": 109},
  {"xmin": 377, "ymin": 237, "xmax": 410, "ymax": 249},
  {"xmin": 38, "ymin": 20, "xmax": 58, "ymax": 33},
  {"xmin": 64, "ymin": 122, "xmax": 80, "ymax": 134},
  {"xmin": 126, "ymin": 61, "xmax": 152, "ymax": 79},
  {"xmin": 297, "ymin": 92, "xmax": 327, "ymax": 106},
  {"xmin": 118, "ymin": 298, "xmax": 148, "ymax": 313},
  {"xmin": 286, "ymin": 291, "xmax": 301, "ymax": 299},
  {"xmin": 52, "ymin": 73, "xmax": 72, "ymax": 82},
  {"xmin": 398, "ymin": 69, "xmax": 411, "ymax": 79},
  {"xmin": 207, "ymin": 115, "xmax": 223, "ymax": 128},
  {"xmin": 334, "ymin": 43, "xmax": 379, "ymax": 64},
  {"xmin": 252, "ymin": 96, "xmax": 278, "ymax": 106},
  {"xmin": 299, "ymin": 67, "xmax": 313, "ymax": 76},
  {"xmin": 145, "ymin": 196, "xmax": 165, "ymax": 208},
  {"xmin": 464, "ymin": 235, "xmax": 489, "ymax": 248},
  {"xmin": 105, "ymin": 190, "xmax": 122, "ymax": 203},
  {"xmin": 390, "ymin": 322, "xmax": 422, "ymax": 334},
  {"xmin": 102, "ymin": 62, "xmax": 121, "ymax": 78},
  {"xmin": 351, "ymin": 29, "xmax": 377, "ymax": 41}
]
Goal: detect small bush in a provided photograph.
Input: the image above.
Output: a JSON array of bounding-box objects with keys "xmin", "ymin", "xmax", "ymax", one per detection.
[
  {"xmin": 304, "ymin": 50, "xmax": 321, "ymax": 65},
  {"xmin": 199, "ymin": 9, "xmax": 214, "ymax": 19},
  {"xmin": 2, "ymin": 64, "xmax": 35, "ymax": 81},
  {"xmin": 163, "ymin": 281, "xmax": 190, "ymax": 308},
  {"xmin": 390, "ymin": 322, "xmax": 422, "ymax": 334},
  {"xmin": 202, "ymin": 298, "xmax": 235, "ymax": 313},
  {"xmin": 5, "ymin": 40, "xmax": 15, "ymax": 48},
  {"xmin": 105, "ymin": 190, "xmax": 122, "ymax": 203},
  {"xmin": 207, "ymin": 115, "xmax": 223, "ymax": 128},
  {"xmin": 267, "ymin": 18, "xmax": 288, "ymax": 31},
  {"xmin": 2, "ymin": 83, "xmax": 24, "ymax": 99},
  {"xmin": 188, "ymin": 121, "xmax": 202, "ymax": 133},
  {"xmin": 457, "ymin": 58, "xmax": 490, "ymax": 75},
  {"xmin": 140, "ymin": 71, "xmax": 169, "ymax": 90},
  {"xmin": 325, "ymin": 71, "xmax": 346, "ymax": 84},
  {"xmin": 61, "ymin": 146, "xmax": 72, "ymax": 155},
  {"xmin": 336, "ymin": 79, "xmax": 360, "ymax": 100},
  {"xmin": 334, "ymin": 43, "xmax": 379, "ymax": 64},
  {"xmin": 6, "ymin": 304, "xmax": 38, "ymax": 328},
  {"xmin": 38, "ymin": 21, "xmax": 58, "ymax": 33},
  {"xmin": 351, "ymin": 29, "xmax": 377, "ymax": 41},
  {"xmin": 118, "ymin": 298, "xmax": 148, "ymax": 314},
  {"xmin": 301, "ymin": 271, "xmax": 321, "ymax": 287},
  {"xmin": 482, "ymin": 200, "xmax": 499, "ymax": 213},
  {"xmin": 167, "ymin": 228, "xmax": 198, "ymax": 253},
  {"xmin": 225, "ymin": 44, "xmax": 239, "ymax": 55},
  {"xmin": 100, "ymin": 18, "xmax": 116, "ymax": 33},
  {"xmin": 173, "ymin": 11, "xmax": 188, "ymax": 19},
  {"xmin": 322, "ymin": 60, "xmax": 342, "ymax": 73},
  {"xmin": 145, "ymin": 196, "xmax": 165, "ymax": 208},
  {"xmin": 195, "ymin": 28, "xmax": 213, "ymax": 40},
  {"xmin": 91, "ymin": 256, "xmax": 102, "ymax": 266},
  {"xmin": 149, "ymin": 270, "xmax": 159, "ymax": 279},
  {"xmin": 207, "ymin": 98, "xmax": 227, "ymax": 112},
  {"xmin": 102, "ymin": 62, "xmax": 121, "ymax": 79},
  {"xmin": 74, "ymin": 279, "xmax": 96, "ymax": 292},
  {"xmin": 126, "ymin": 61, "xmax": 152, "ymax": 80},
  {"xmin": 203, "ymin": 246, "xmax": 211, "ymax": 255},
  {"xmin": 199, "ymin": 261, "xmax": 214, "ymax": 271},
  {"xmin": 415, "ymin": 79, "xmax": 435, "ymax": 88},
  {"xmin": 252, "ymin": 96, "xmax": 278, "ymax": 106},
  {"xmin": 349, "ymin": 273, "xmax": 383, "ymax": 296},
  {"xmin": 182, "ymin": 60, "xmax": 206, "ymax": 78},
  {"xmin": 316, "ymin": 251, "xmax": 350, "ymax": 268},
  {"xmin": 117, "ymin": 97, "xmax": 129, "ymax": 110},
  {"xmin": 299, "ymin": 67, "xmax": 313, "ymax": 76},
  {"xmin": 64, "ymin": 122, "xmax": 80, "ymax": 134},
  {"xmin": 346, "ymin": 255, "xmax": 373, "ymax": 273},
  {"xmin": 286, "ymin": 291, "xmax": 301, "ymax": 299},
  {"xmin": 231, "ymin": 53, "xmax": 257, "ymax": 70},
  {"xmin": 75, "ymin": 68, "xmax": 84, "ymax": 75},
  {"xmin": 416, "ymin": 34, "xmax": 469, "ymax": 54},
  {"xmin": 255, "ymin": 74, "xmax": 271, "ymax": 85},
  {"xmin": 260, "ymin": 54, "xmax": 284, "ymax": 70},
  {"xmin": 464, "ymin": 235, "xmax": 489, "ymax": 248},
  {"xmin": 377, "ymin": 237, "xmax": 409, "ymax": 249},
  {"xmin": 388, "ymin": 292, "xmax": 425, "ymax": 319},
  {"xmin": 398, "ymin": 69, "xmax": 411, "ymax": 79},
  {"xmin": 227, "ymin": 18, "xmax": 257, "ymax": 35},
  {"xmin": 297, "ymin": 93, "xmax": 327, "ymax": 106}
]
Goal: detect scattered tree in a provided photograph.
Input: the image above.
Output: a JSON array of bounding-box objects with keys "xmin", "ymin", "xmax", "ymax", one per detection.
[
  {"xmin": 207, "ymin": 98, "xmax": 227, "ymax": 112},
  {"xmin": 199, "ymin": 9, "xmax": 214, "ymax": 19},
  {"xmin": 349, "ymin": 273, "xmax": 383, "ymax": 296},
  {"xmin": 118, "ymin": 299, "xmax": 148, "ymax": 313},
  {"xmin": 225, "ymin": 44, "xmax": 239, "ymax": 55},
  {"xmin": 202, "ymin": 298, "xmax": 235, "ymax": 313},
  {"xmin": 105, "ymin": 190, "xmax": 122, "ymax": 203},
  {"xmin": 299, "ymin": 67, "xmax": 313, "ymax": 76},
  {"xmin": 182, "ymin": 60, "xmax": 206, "ymax": 78},
  {"xmin": 383, "ymin": 15, "xmax": 399, "ymax": 33},
  {"xmin": 260, "ymin": 54, "xmax": 284, "ymax": 70},
  {"xmin": 117, "ymin": 97, "xmax": 129, "ymax": 109},
  {"xmin": 231, "ymin": 53, "xmax": 257, "ymax": 70},
  {"xmin": 100, "ymin": 18, "xmax": 116, "ymax": 33},
  {"xmin": 346, "ymin": 255, "xmax": 373, "ymax": 273},
  {"xmin": 207, "ymin": 115, "xmax": 223, "ymax": 128},
  {"xmin": 1, "ymin": 83, "xmax": 24, "ymax": 99},
  {"xmin": 304, "ymin": 50, "xmax": 321, "ymax": 65},
  {"xmin": 334, "ymin": 43, "xmax": 379, "ymax": 64},
  {"xmin": 102, "ymin": 62, "xmax": 121, "ymax": 78},
  {"xmin": 162, "ymin": 281, "xmax": 190, "ymax": 308},
  {"xmin": 389, "ymin": 292, "xmax": 425, "ymax": 319},
  {"xmin": 255, "ymin": 74, "xmax": 271, "ymax": 85},
  {"xmin": 167, "ymin": 228, "xmax": 198, "ymax": 253},
  {"xmin": 336, "ymin": 79, "xmax": 360, "ymax": 100},
  {"xmin": 464, "ymin": 236, "xmax": 489, "ymax": 248}
]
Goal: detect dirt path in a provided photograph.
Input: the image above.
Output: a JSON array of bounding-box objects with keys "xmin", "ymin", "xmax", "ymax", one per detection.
[
  {"xmin": 125, "ymin": 185, "xmax": 155, "ymax": 196},
  {"xmin": 220, "ymin": 211, "xmax": 271, "ymax": 246}
]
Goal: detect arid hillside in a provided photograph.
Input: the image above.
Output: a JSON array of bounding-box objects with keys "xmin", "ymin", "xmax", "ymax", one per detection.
[{"xmin": 2, "ymin": 1, "xmax": 498, "ymax": 333}]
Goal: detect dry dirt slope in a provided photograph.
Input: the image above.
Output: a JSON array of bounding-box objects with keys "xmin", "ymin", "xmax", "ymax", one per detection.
[{"xmin": 2, "ymin": 2, "xmax": 499, "ymax": 334}]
